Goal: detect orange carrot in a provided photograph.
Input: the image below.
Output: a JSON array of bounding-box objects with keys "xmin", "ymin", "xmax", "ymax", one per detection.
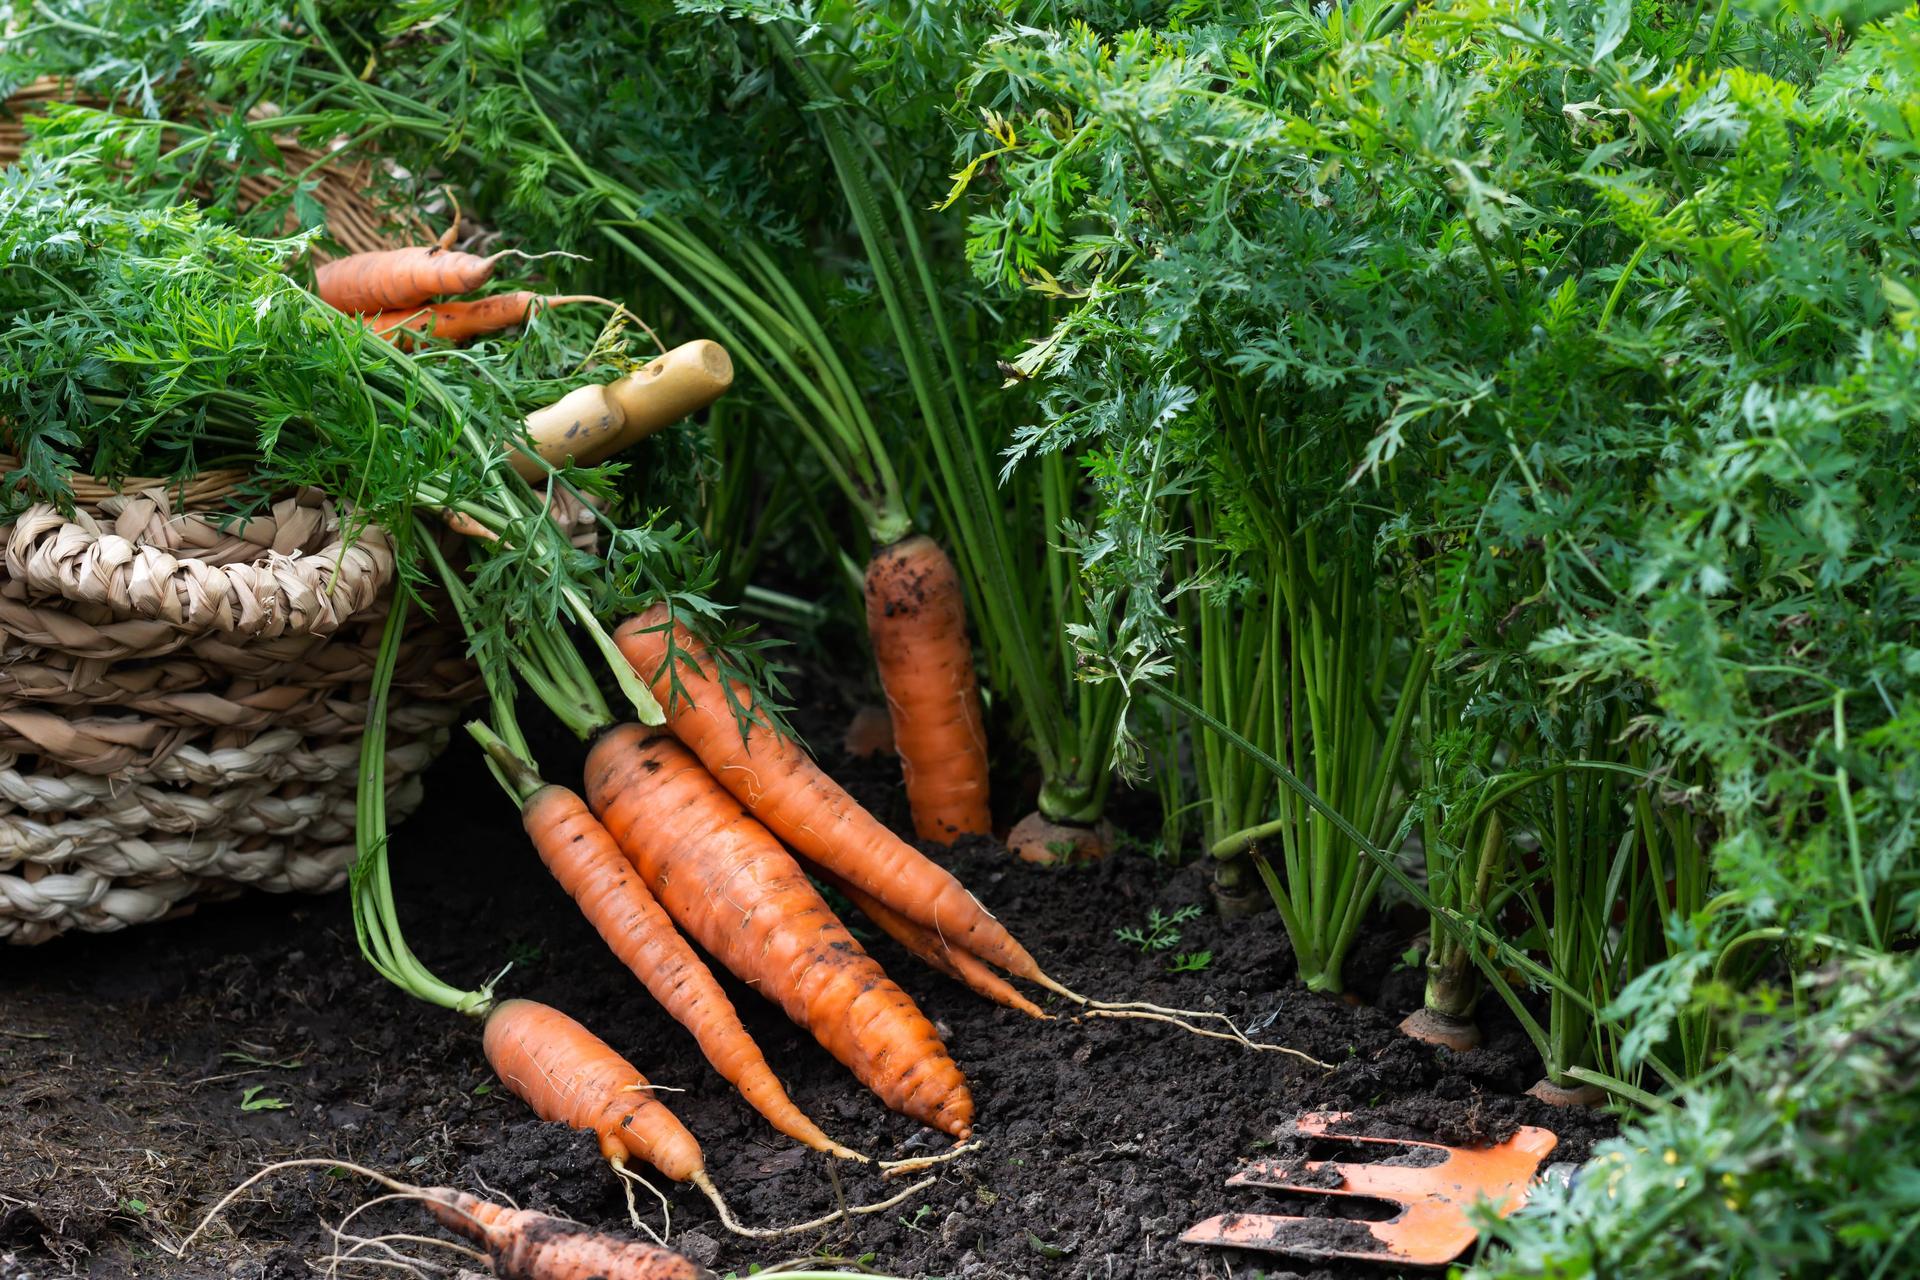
[
  {"xmin": 483, "ymin": 1000, "xmax": 942, "ymax": 1240},
  {"xmin": 484, "ymin": 998, "xmax": 705, "ymax": 1184},
  {"xmin": 804, "ymin": 859, "xmax": 1046, "ymax": 1020},
  {"xmin": 518, "ymin": 783, "xmax": 858, "ymax": 1159},
  {"xmin": 614, "ymin": 605, "xmax": 1053, "ymax": 990},
  {"xmin": 317, "ymin": 244, "xmax": 507, "ymax": 314},
  {"xmin": 178, "ymin": 1159, "xmax": 711, "ymax": 1280},
  {"xmin": 864, "ymin": 536, "xmax": 992, "ymax": 841},
  {"xmin": 585, "ymin": 727, "xmax": 975, "ymax": 1139},
  {"xmin": 364, "ymin": 293, "xmax": 606, "ymax": 345},
  {"xmin": 424, "ymin": 1190, "xmax": 711, "ymax": 1280}
]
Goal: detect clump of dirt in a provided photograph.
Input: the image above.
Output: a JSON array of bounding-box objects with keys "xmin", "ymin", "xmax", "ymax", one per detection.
[{"xmin": 0, "ymin": 659, "xmax": 1615, "ymax": 1280}]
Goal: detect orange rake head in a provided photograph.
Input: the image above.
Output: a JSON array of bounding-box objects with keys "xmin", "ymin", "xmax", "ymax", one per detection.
[{"xmin": 1180, "ymin": 1111, "xmax": 1561, "ymax": 1267}]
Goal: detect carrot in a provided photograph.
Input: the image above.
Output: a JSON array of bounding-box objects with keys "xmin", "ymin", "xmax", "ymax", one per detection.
[
  {"xmin": 317, "ymin": 244, "xmax": 508, "ymax": 314},
  {"xmin": 864, "ymin": 535, "xmax": 992, "ymax": 841},
  {"xmin": 803, "ymin": 859, "xmax": 1046, "ymax": 1020},
  {"xmin": 484, "ymin": 998, "xmax": 705, "ymax": 1184},
  {"xmin": 423, "ymin": 1191, "xmax": 709, "ymax": 1280},
  {"xmin": 584, "ymin": 727, "xmax": 975, "ymax": 1140},
  {"xmin": 179, "ymin": 1159, "xmax": 712, "ymax": 1280},
  {"xmin": 516, "ymin": 782, "xmax": 859, "ymax": 1159},
  {"xmin": 364, "ymin": 292, "xmax": 607, "ymax": 345},
  {"xmin": 483, "ymin": 999, "xmax": 937, "ymax": 1238},
  {"xmin": 613, "ymin": 605, "xmax": 1051, "ymax": 990}
]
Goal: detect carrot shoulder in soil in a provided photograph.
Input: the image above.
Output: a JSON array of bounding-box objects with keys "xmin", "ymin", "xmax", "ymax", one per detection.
[
  {"xmin": 614, "ymin": 605, "xmax": 1053, "ymax": 990},
  {"xmin": 585, "ymin": 726, "xmax": 975, "ymax": 1139}
]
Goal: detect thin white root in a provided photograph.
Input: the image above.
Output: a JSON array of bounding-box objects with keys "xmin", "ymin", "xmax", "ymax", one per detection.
[
  {"xmin": 611, "ymin": 1159, "xmax": 670, "ymax": 1245},
  {"xmin": 1079, "ymin": 1009, "xmax": 1334, "ymax": 1070},
  {"xmin": 328, "ymin": 1195, "xmax": 463, "ymax": 1280},
  {"xmin": 694, "ymin": 1172, "xmax": 937, "ymax": 1240},
  {"xmin": 879, "ymin": 1140, "xmax": 983, "ymax": 1178},
  {"xmin": 176, "ymin": 1159, "xmax": 422, "ymax": 1256}
]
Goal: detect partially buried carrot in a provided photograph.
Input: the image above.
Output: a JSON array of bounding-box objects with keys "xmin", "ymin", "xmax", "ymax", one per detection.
[
  {"xmin": 614, "ymin": 605, "xmax": 1054, "ymax": 991},
  {"xmin": 803, "ymin": 858, "xmax": 1045, "ymax": 1020},
  {"xmin": 514, "ymin": 779, "xmax": 860, "ymax": 1159},
  {"xmin": 364, "ymin": 292, "xmax": 608, "ymax": 345},
  {"xmin": 584, "ymin": 728, "xmax": 975, "ymax": 1140},
  {"xmin": 483, "ymin": 999, "xmax": 933, "ymax": 1238},
  {"xmin": 865, "ymin": 535, "xmax": 992, "ymax": 842}
]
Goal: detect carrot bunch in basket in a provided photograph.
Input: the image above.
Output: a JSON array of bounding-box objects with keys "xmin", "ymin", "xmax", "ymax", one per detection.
[{"xmin": 315, "ymin": 217, "xmax": 608, "ymax": 345}]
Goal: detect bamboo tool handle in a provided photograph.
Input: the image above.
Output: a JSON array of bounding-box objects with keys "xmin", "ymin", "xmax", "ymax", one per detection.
[
  {"xmin": 582, "ymin": 339, "xmax": 734, "ymax": 466},
  {"xmin": 509, "ymin": 384, "xmax": 627, "ymax": 481}
]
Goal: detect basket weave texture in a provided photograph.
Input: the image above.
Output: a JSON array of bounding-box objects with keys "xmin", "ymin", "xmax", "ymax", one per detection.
[{"xmin": 1, "ymin": 81, "xmax": 477, "ymax": 942}]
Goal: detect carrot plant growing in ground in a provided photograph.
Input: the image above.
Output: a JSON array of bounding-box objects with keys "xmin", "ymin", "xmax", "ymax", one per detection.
[{"xmin": 951, "ymin": 0, "xmax": 1918, "ymax": 1085}]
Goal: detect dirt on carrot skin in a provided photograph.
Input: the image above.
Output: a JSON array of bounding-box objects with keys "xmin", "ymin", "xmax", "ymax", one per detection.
[{"xmin": 0, "ymin": 686, "xmax": 1612, "ymax": 1280}]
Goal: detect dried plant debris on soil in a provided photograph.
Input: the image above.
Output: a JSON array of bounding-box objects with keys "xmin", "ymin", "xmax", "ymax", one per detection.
[{"xmin": 0, "ymin": 731, "xmax": 1612, "ymax": 1280}]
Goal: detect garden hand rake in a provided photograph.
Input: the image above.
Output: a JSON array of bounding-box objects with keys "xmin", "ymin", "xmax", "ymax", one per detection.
[{"xmin": 1181, "ymin": 1111, "xmax": 1568, "ymax": 1267}]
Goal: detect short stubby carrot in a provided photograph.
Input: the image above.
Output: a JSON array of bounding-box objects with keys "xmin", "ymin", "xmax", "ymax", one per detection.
[
  {"xmin": 804, "ymin": 859, "xmax": 1045, "ymax": 1020},
  {"xmin": 585, "ymin": 727, "xmax": 975, "ymax": 1139},
  {"xmin": 316, "ymin": 244, "xmax": 503, "ymax": 314},
  {"xmin": 864, "ymin": 535, "xmax": 992, "ymax": 842},
  {"xmin": 483, "ymin": 998, "xmax": 705, "ymax": 1184},
  {"xmin": 424, "ymin": 1190, "xmax": 712, "ymax": 1280},
  {"xmin": 519, "ymin": 784, "xmax": 856, "ymax": 1158},
  {"xmin": 614, "ymin": 605, "xmax": 1051, "ymax": 989}
]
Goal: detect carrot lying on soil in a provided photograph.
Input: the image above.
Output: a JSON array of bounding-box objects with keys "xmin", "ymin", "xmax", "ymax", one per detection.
[
  {"xmin": 485, "ymin": 997, "xmax": 706, "ymax": 1185},
  {"xmin": 364, "ymin": 292, "xmax": 607, "ymax": 345},
  {"xmin": 514, "ymin": 780, "xmax": 860, "ymax": 1159},
  {"xmin": 484, "ymin": 999, "xmax": 934, "ymax": 1238},
  {"xmin": 803, "ymin": 858, "xmax": 1046, "ymax": 1021},
  {"xmin": 616, "ymin": 607, "xmax": 1338, "ymax": 1069},
  {"xmin": 179, "ymin": 1159, "xmax": 713, "ymax": 1280},
  {"xmin": 613, "ymin": 605, "xmax": 1050, "ymax": 989},
  {"xmin": 585, "ymin": 727, "xmax": 975, "ymax": 1140},
  {"xmin": 864, "ymin": 535, "xmax": 992, "ymax": 842}
]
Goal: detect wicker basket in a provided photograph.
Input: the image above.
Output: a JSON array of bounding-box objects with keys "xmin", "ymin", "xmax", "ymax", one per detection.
[{"xmin": 0, "ymin": 81, "xmax": 478, "ymax": 942}]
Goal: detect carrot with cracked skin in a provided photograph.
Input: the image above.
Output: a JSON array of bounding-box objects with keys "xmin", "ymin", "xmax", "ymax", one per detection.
[
  {"xmin": 865, "ymin": 535, "xmax": 991, "ymax": 842},
  {"xmin": 803, "ymin": 859, "xmax": 1046, "ymax": 1020},
  {"xmin": 178, "ymin": 1159, "xmax": 711, "ymax": 1280},
  {"xmin": 585, "ymin": 727, "xmax": 975, "ymax": 1139},
  {"xmin": 364, "ymin": 292, "xmax": 609, "ymax": 345},
  {"xmin": 516, "ymin": 781, "xmax": 861, "ymax": 1159},
  {"xmin": 423, "ymin": 1188, "xmax": 710, "ymax": 1280},
  {"xmin": 614, "ymin": 604, "xmax": 1055, "ymax": 991}
]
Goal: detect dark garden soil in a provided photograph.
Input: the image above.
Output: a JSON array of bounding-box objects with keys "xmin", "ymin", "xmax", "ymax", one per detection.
[{"xmin": 0, "ymin": 656, "xmax": 1615, "ymax": 1280}]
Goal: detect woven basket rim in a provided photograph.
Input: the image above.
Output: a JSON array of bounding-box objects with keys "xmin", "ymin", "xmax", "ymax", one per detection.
[{"xmin": 0, "ymin": 454, "xmax": 253, "ymax": 512}]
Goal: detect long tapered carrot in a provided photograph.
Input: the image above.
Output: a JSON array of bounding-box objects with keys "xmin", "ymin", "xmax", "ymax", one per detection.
[
  {"xmin": 317, "ymin": 244, "xmax": 508, "ymax": 314},
  {"xmin": 584, "ymin": 728, "xmax": 975, "ymax": 1139},
  {"xmin": 484, "ymin": 998, "xmax": 706, "ymax": 1184},
  {"xmin": 864, "ymin": 535, "xmax": 992, "ymax": 842},
  {"xmin": 364, "ymin": 292, "xmax": 608, "ymax": 345},
  {"xmin": 613, "ymin": 605, "xmax": 1052, "ymax": 989},
  {"xmin": 518, "ymin": 783, "xmax": 859, "ymax": 1159},
  {"xmin": 803, "ymin": 858, "xmax": 1046, "ymax": 1020}
]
